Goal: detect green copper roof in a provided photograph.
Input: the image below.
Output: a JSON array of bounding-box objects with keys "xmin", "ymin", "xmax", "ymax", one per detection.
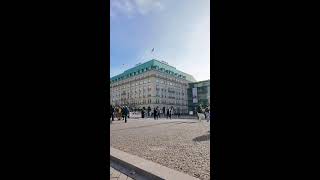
[{"xmin": 111, "ymin": 59, "xmax": 196, "ymax": 83}]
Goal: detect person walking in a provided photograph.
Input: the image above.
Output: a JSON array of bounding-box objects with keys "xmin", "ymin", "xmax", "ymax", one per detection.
[
  {"xmin": 124, "ymin": 106, "xmax": 129, "ymax": 123},
  {"xmin": 166, "ymin": 108, "xmax": 170, "ymax": 119},
  {"xmin": 141, "ymin": 108, "xmax": 145, "ymax": 118}
]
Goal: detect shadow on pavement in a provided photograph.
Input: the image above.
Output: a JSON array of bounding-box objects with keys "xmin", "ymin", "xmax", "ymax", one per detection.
[{"xmin": 193, "ymin": 133, "xmax": 210, "ymax": 142}]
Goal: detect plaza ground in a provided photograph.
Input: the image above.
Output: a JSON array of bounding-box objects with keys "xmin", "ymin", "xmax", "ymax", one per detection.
[{"xmin": 110, "ymin": 118, "xmax": 210, "ymax": 180}]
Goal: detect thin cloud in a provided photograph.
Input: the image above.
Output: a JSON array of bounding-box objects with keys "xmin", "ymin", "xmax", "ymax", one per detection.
[
  {"xmin": 111, "ymin": 0, "xmax": 210, "ymax": 81},
  {"xmin": 143, "ymin": 15, "xmax": 210, "ymax": 81},
  {"xmin": 110, "ymin": 0, "xmax": 164, "ymax": 18},
  {"xmin": 135, "ymin": 0, "xmax": 164, "ymax": 15}
]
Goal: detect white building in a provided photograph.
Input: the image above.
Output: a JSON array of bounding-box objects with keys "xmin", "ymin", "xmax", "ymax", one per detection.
[{"xmin": 110, "ymin": 59, "xmax": 196, "ymax": 114}]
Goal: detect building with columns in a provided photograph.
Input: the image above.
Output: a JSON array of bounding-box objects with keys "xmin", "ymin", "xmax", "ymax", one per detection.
[{"xmin": 110, "ymin": 59, "xmax": 196, "ymax": 114}]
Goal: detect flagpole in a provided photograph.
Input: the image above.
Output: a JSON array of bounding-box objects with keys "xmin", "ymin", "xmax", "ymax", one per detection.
[{"xmin": 151, "ymin": 48, "xmax": 155, "ymax": 60}]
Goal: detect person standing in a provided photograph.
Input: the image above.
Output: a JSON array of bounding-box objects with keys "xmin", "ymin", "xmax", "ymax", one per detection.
[
  {"xmin": 141, "ymin": 108, "xmax": 144, "ymax": 118},
  {"xmin": 122, "ymin": 106, "xmax": 126, "ymax": 120},
  {"xmin": 204, "ymin": 106, "xmax": 209, "ymax": 120},
  {"xmin": 171, "ymin": 107, "xmax": 174, "ymax": 119},
  {"xmin": 162, "ymin": 107, "xmax": 165, "ymax": 117},
  {"xmin": 171, "ymin": 107, "xmax": 175, "ymax": 119},
  {"xmin": 166, "ymin": 108, "xmax": 170, "ymax": 119},
  {"xmin": 156, "ymin": 106, "xmax": 160, "ymax": 119},
  {"xmin": 117, "ymin": 106, "xmax": 120, "ymax": 120},
  {"xmin": 124, "ymin": 106, "xmax": 129, "ymax": 123},
  {"xmin": 119, "ymin": 107, "xmax": 123, "ymax": 120},
  {"xmin": 126, "ymin": 106, "xmax": 132, "ymax": 119},
  {"xmin": 196, "ymin": 105, "xmax": 201, "ymax": 120},
  {"xmin": 110, "ymin": 105, "xmax": 114, "ymax": 121},
  {"xmin": 153, "ymin": 108, "xmax": 157, "ymax": 120},
  {"xmin": 148, "ymin": 106, "xmax": 151, "ymax": 117},
  {"xmin": 204, "ymin": 106, "xmax": 207, "ymax": 119}
]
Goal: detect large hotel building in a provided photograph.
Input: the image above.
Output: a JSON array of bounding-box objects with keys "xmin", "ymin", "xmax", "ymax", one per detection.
[{"xmin": 110, "ymin": 59, "xmax": 196, "ymax": 114}]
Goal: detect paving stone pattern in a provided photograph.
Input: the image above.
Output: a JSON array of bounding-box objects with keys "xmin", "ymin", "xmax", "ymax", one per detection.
[{"xmin": 110, "ymin": 118, "xmax": 210, "ymax": 180}]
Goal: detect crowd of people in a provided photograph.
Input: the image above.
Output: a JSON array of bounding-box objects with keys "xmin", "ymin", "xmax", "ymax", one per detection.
[
  {"xmin": 196, "ymin": 105, "xmax": 211, "ymax": 121},
  {"xmin": 110, "ymin": 105, "xmax": 130, "ymax": 123},
  {"xmin": 110, "ymin": 104, "xmax": 212, "ymax": 123},
  {"xmin": 149, "ymin": 106, "xmax": 176, "ymax": 120},
  {"xmin": 110, "ymin": 105, "xmax": 183, "ymax": 122}
]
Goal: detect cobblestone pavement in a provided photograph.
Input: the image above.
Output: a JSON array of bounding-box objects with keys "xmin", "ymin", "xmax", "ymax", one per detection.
[
  {"xmin": 110, "ymin": 118, "xmax": 210, "ymax": 180},
  {"xmin": 110, "ymin": 166, "xmax": 133, "ymax": 180}
]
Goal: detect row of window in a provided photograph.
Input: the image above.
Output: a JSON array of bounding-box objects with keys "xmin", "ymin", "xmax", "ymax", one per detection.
[
  {"xmin": 112, "ymin": 85, "xmax": 186, "ymax": 93},
  {"xmin": 111, "ymin": 79, "xmax": 151, "ymax": 88},
  {"xmin": 112, "ymin": 93, "xmax": 185, "ymax": 100},
  {"xmin": 112, "ymin": 88, "xmax": 185, "ymax": 97},
  {"xmin": 112, "ymin": 95, "xmax": 187, "ymax": 100},
  {"xmin": 111, "ymin": 80, "xmax": 186, "ymax": 89},
  {"xmin": 111, "ymin": 68, "xmax": 152, "ymax": 83},
  {"xmin": 111, "ymin": 99, "xmax": 187, "ymax": 106},
  {"xmin": 111, "ymin": 65, "xmax": 188, "ymax": 83}
]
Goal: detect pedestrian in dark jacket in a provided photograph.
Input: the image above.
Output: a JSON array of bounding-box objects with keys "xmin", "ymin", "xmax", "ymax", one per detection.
[
  {"xmin": 123, "ymin": 106, "xmax": 129, "ymax": 123},
  {"xmin": 153, "ymin": 108, "xmax": 157, "ymax": 120},
  {"xmin": 110, "ymin": 105, "xmax": 114, "ymax": 121},
  {"xmin": 148, "ymin": 107, "xmax": 151, "ymax": 117},
  {"xmin": 156, "ymin": 106, "xmax": 160, "ymax": 119},
  {"xmin": 126, "ymin": 107, "xmax": 129, "ymax": 119},
  {"xmin": 166, "ymin": 109, "xmax": 170, "ymax": 119},
  {"xmin": 169, "ymin": 108, "xmax": 172, "ymax": 119}
]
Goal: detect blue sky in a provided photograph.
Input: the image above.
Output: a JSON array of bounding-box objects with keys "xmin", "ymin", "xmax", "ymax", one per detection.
[{"xmin": 111, "ymin": 0, "xmax": 210, "ymax": 81}]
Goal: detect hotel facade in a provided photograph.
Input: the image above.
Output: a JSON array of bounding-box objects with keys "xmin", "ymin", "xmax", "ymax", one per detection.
[{"xmin": 110, "ymin": 59, "xmax": 196, "ymax": 114}]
